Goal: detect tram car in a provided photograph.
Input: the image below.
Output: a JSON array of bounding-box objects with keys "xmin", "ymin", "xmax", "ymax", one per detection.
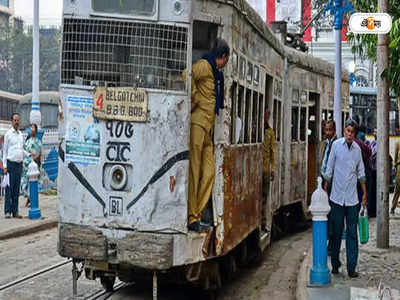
[
  {"xmin": 57, "ymin": 0, "xmax": 349, "ymax": 296},
  {"xmin": 17, "ymin": 92, "xmax": 59, "ymax": 192}
]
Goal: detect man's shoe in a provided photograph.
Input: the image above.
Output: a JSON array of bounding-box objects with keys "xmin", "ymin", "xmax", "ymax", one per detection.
[
  {"xmin": 332, "ymin": 267, "xmax": 339, "ymax": 274},
  {"xmin": 13, "ymin": 214, "xmax": 23, "ymax": 219},
  {"xmin": 348, "ymin": 271, "xmax": 359, "ymax": 278},
  {"xmin": 5, "ymin": 213, "xmax": 11, "ymax": 219}
]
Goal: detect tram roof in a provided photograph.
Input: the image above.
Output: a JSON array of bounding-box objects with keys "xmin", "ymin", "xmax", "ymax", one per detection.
[
  {"xmin": 224, "ymin": 0, "xmax": 348, "ymax": 81},
  {"xmin": 350, "ymin": 87, "xmax": 377, "ymax": 96}
]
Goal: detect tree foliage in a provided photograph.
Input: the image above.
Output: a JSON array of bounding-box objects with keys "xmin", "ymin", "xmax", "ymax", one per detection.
[
  {"xmin": 348, "ymin": 0, "xmax": 400, "ymax": 95},
  {"xmin": 0, "ymin": 23, "xmax": 60, "ymax": 95}
]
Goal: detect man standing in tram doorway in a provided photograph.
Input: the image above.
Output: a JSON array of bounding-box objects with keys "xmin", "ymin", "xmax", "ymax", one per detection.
[
  {"xmin": 184, "ymin": 39, "xmax": 230, "ymax": 232},
  {"xmin": 323, "ymin": 119, "xmax": 367, "ymax": 278},
  {"xmin": 262, "ymin": 108, "xmax": 276, "ymax": 221}
]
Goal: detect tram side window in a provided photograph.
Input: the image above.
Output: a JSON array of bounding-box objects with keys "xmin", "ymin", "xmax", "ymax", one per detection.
[
  {"xmin": 273, "ymin": 99, "xmax": 281, "ymax": 142},
  {"xmin": 258, "ymin": 94, "xmax": 264, "ymax": 143},
  {"xmin": 192, "ymin": 21, "xmax": 218, "ymax": 62},
  {"xmin": 238, "ymin": 85, "xmax": 245, "ymax": 143},
  {"xmin": 244, "ymin": 89, "xmax": 252, "ymax": 143},
  {"xmin": 230, "ymin": 81, "xmax": 238, "ymax": 144},
  {"xmin": 251, "ymin": 91, "xmax": 258, "ymax": 143},
  {"xmin": 300, "ymin": 107, "xmax": 307, "ymax": 141},
  {"xmin": 292, "ymin": 106, "xmax": 299, "ymax": 141}
]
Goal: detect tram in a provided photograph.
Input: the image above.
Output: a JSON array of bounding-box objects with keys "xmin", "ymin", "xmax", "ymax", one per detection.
[{"xmin": 57, "ymin": 0, "xmax": 349, "ymax": 296}]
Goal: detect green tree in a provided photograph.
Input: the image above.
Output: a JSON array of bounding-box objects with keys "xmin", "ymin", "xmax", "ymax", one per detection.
[
  {"xmin": 0, "ymin": 23, "xmax": 60, "ymax": 95},
  {"xmin": 348, "ymin": 0, "xmax": 400, "ymax": 96}
]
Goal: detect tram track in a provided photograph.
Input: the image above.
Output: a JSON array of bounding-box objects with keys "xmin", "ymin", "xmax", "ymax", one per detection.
[
  {"xmin": 84, "ymin": 282, "xmax": 127, "ymax": 300},
  {"xmin": 0, "ymin": 259, "xmax": 72, "ymax": 292}
]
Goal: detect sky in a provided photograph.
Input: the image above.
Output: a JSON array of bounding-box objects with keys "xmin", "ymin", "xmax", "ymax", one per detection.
[
  {"xmin": 14, "ymin": 0, "xmax": 62, "ymax": 26},
  {"xmin": 13, "ymin": 0, "xmax": 266, "ymax": 26}
]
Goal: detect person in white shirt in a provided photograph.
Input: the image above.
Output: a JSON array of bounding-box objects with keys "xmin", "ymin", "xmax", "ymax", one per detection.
[
  {"xmin": 3, "ymin": 113, "xmax": 28, "ymax": 219},
  {"xmin": 323, "ymin": 119, "xmax": 367, "ymax": 278}
]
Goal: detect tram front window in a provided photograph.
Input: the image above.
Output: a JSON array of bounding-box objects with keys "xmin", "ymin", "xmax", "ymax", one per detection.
[{"xmin": 92, "ymin": 0, "xmax": 156, "ymax": 16}]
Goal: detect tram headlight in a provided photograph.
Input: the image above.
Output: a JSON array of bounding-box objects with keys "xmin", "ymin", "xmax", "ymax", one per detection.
[{"xmin": 110, "ymin": 165, "xmax": 128, "ymax": 191}]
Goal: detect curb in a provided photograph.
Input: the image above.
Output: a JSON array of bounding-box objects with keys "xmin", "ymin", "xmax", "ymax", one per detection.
[
  {"xmin": 0, "ymin": 218, "xmax": 58, "ymax": 241},
  {"xmin": 296, "ymin": 246, "xmax": 312, "ymax": 300}
]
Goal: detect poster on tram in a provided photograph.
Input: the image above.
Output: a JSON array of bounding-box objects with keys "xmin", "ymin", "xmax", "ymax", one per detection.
[{"xmin": 65, "ymin": 96, "xmax": 101, "ymax": 165}]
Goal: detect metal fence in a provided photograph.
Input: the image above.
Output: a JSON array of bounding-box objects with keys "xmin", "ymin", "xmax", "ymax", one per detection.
[{"xmin": 61, "ymin": 18, "xmax": 188, "ymax": 91}]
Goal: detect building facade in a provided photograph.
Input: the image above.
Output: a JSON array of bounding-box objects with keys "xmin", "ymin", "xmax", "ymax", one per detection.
[
  {"xmin": 263, "ymin": 0, "xmax": 398, "ymax": 133},
  {"xmin": 0, "ymin": 0, "xmax": 14, "ymax": 25}
]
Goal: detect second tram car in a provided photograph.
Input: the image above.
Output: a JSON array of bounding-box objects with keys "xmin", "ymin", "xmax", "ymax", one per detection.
[{"xmin": 57, "ymin": 0, "xmax": 349, "ymax": 295}]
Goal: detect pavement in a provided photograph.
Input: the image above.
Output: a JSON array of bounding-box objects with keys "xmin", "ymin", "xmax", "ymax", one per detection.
[
  {"xmin": 0, "ymin": 191, "xmax": 58, "ymax": 241},
  {"xmin": 297, "ymin": 204, "xmax": 400, "ymax": 300}
]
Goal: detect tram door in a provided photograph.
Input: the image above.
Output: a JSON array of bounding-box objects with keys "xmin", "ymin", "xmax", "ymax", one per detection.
[{"xmin": 307, "ymin": 92, "xmax": 320, "ymax": 205}]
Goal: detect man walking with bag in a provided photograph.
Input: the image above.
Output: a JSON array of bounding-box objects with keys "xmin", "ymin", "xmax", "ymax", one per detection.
[{"xmin": 323, "ymin": 119, "xmax": 367, "ymax": 278}]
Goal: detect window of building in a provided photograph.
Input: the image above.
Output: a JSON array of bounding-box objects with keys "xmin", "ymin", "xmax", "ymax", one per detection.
[{"xmin": 0, "ymin": 0, "xmax": 9, "ymax": 8}]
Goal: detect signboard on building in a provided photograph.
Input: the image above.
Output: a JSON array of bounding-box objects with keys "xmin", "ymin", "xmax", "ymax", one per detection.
[{"xmin": 275, "ymin": 0, "xmax": 301, "ymax": 29}]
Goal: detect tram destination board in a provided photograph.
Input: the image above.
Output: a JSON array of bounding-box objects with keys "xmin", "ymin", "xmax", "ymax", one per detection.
[{"xmin": 93, "ymin": 87, "xmax": 148, "ymax": 122}]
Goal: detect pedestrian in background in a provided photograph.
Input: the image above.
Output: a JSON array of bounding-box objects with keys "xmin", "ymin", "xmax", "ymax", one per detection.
[
  {"xmin": 391, "ymin": 138, "xmax": 400, "ymax": 215},
  {"xmin": 368, "ymin": 128, "xmax": 377, "ymax": 217},
  {"xmin": 3, "ymin": 113, "xmax": 28, "ymax": 218},
  {"xmin": 20, "ymin": 124, "xmax": 42, "ymax": 208},
  {"xmin": 323, "ymin": 119, "xmax": 367, "ymax": 278},
  {"xmin": 353, "ymin": 124, "xmax": 371, "ymax": 212},
  {"xmin": 319, "ymin": 119, "xmax": 337, "ymax": 255}
]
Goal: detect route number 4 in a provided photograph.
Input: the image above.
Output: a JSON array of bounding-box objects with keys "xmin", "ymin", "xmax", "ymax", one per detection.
[{"xmin": 96, "ymin": 93, "xmax": 104, "ymax": 110}]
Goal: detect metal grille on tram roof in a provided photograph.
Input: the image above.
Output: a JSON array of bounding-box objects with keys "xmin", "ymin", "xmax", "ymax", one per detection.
[{"xmin": 61, "ymin": 18, "xmax": 188, "ymax": 91}]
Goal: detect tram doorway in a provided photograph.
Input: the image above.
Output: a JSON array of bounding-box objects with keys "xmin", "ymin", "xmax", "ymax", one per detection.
[{"xmin": 307, "ymin": 92, "xmax": 320, "ymax": 205}]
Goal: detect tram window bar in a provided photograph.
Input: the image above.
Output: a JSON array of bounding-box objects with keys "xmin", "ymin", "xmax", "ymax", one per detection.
[
  {"xmin": 230, "ymin": 81, "xmax": 238, "ymax": 144},
  {"xmin": 61, "ymin": 18, "xmax": 188, "ymax": 91},
  {"xmin": 292, "ymin": 106, "xmax": 299, "ymax": 142},
  {"xmin": 258, "ymin": 94, "xmax": 264, "ymax": 143},
  {"xmin": 238, "ymin": 85, "xmax": 245, "ymax": 144},
  {"xmin": 300, "ymin": 107, "xmax": 307, "ymax": 142},
  {"xmin": 252, "ymin": 91, "xmax": 259, "ymax": 144},
  {"xmin": 244, "ymin": 89, "xmax": 252, "ymax": 144}
]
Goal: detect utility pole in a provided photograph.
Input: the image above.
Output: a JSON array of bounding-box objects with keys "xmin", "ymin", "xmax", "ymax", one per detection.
[
  {"xmin": 31, "ymin": 0, "xmax": 41, "ymax": 127},
  {"xmin": 376, "ymin": 0, "xmax": 390, "ymax": 249},
  {"xmin": 324, "ymin": 0, "xmax": 353, "ymax": 138}
]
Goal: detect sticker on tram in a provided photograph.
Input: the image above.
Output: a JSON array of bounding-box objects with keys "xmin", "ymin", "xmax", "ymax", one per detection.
[
  {"xmin": 94, "ymin": 87, "xmax": 148, "ymax": 122},
  {"xmin": 109, "ymin": 196, "xmax": 123, "ymax": 216}
]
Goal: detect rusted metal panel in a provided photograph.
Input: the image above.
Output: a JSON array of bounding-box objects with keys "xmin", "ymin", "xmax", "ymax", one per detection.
[
  {"xmin": 117, "ymin": 232, "xmax": 174, "ymax": 270},
  {"xmin": 290, "ymin": 143, "xmax": 307, "ymax": 203},
  {"xmin": 58, "ymin": 223, "xmax": 107, "ymax": 261},
  {"xmin": 222, "ymin": 145, "xmax": 262, "ymax": 254}
]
